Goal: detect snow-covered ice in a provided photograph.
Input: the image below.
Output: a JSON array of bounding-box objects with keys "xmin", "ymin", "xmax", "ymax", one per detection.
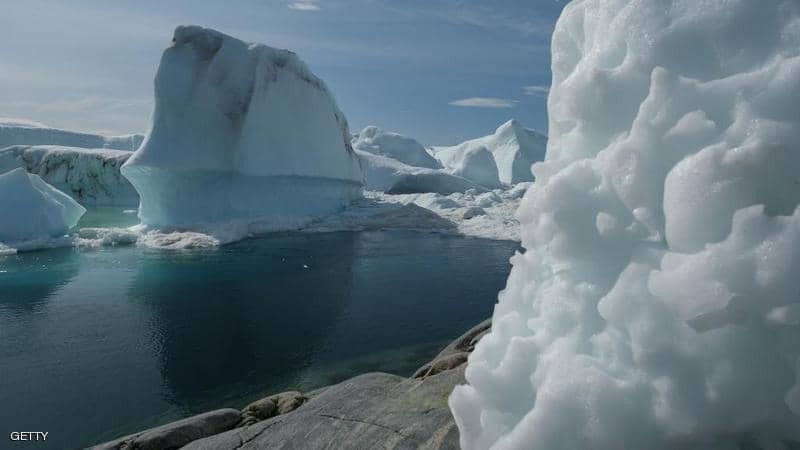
[
  {"xmin": 450, "ymin": 1, "xmax": 800, "ymax": 449},
  {"xmin": 0, "ymin": 145, "xmax": 137, "ymax": 206},
  {"xmin": 356, "ymin": 149, "xmax": 485, "ymax": 195},
  {"xmin": 434, "ymin": 144, "xmax": 502, "ymax": 189},
  {"xmin": 0, "ymin": 119, "xmax": 143, "ymax": 151},
  {"xmin": 352, "ymin": 126, "xmax": 441, "ymax": 169},
  {"xmin": 122, "ymin": 26, "xmax": 362, "ymax": 230},
  {"xmin": 432, "ymin": 119, "xmax": 546, "ymax": 185},
  {"xmin": 0, "ymin": 168, "xmax": 85, "ymax": 250}
]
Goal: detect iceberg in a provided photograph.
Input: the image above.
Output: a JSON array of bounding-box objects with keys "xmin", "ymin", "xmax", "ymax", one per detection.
[
  {"xmin": 0, "ymin": 145, "xmax": 137, "ymax": 206},
  {"xmin": 450, "ymin": 0, "xmax": 800, "ymax": 449},
  {"xmin": 121, "ymin": 26, "xmax": 362, "ymax": 229},
  {"xmin": 356, "ymin": 149, "xmax": 484, "ymax": 195},
  {"xmin": 352, "ymin": 126, "xmax": 441, "ymax": 169},
  {"xmin": 0, "ymin": 119, "xmax": 143, "ymax": 152},
  {"xmin": 434, "ymin": 144, "xmax": 502, "ymax": 189},
  {"xmin": 0, "ymin": 168, "xmax": 85, "ymax": 246},
  {"xmin": 433, "ymin": 119, "xmax": 546, "ymax": 184}
]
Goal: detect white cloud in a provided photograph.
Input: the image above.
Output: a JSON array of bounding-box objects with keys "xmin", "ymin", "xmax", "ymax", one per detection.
[
  {"xmin": 524, "ymin": 85, "xmax": 550, "ymax": 96},
  {"xmin": 288, "ymin": 1, "xmax": 321, "ymax": 11},
  {"xmin": 449, "ymin": 97, "xmax": 517, "ymax": 109}
]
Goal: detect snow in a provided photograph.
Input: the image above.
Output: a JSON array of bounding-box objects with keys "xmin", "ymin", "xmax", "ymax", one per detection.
[
  {"xmin": 0, "ymin": 168, "xmax": 85, "ymax": 248},
  {"xmin": 0, "ymin": 120, "xmax": 143, "ymax": 151},
  {"xmin": 0, "ymin": 145, "xmax": 137, "ymax": 206},
  {"xmin": 356, "ymin": 149, "xmax": 484, "ymax": 195},
  {"xmin": 450, "ymin": 1, "xmax": 800, "ymax": 449},
  {"xmin": 121, "ymin": 26, "xmax": 362, "ymax": 229},
  {"xmin": 434, "ymin": 144, "xmax": 502, "ymax": 188},
  {"xmin": 432, "ymin": 119, "xmax": 546, "ymax": 184},
  {"xmin": 352, "ymin": 125, "xmax": 441, "ymax": 169}
]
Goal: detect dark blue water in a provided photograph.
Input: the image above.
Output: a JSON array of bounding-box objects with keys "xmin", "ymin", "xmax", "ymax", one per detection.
[{"xmin": 0, "ymin": 210, "xmax": 517, "ymax": 450}]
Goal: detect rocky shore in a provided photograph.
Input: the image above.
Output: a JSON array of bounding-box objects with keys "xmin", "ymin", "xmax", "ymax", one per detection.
[{"xmin": 88, "ymin": 319, "xmax": 491, "ymax": 450}]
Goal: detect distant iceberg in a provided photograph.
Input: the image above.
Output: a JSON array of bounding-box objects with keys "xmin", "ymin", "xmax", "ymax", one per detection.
[
  {"xmin": 432, "ymin": 119, "xmax": 546, "ymax": 185},
  {"xmin": 0, "ymin": 119, "xmax": 143, "ymax": 152},
  {"xmin": 352, "ymin": 126, "xmax": 441, "ymax": 169},
  {"xmin": 122, "ymin": 26, "xmax": 362, "ymax": 230},
  {"xmin": 0, "ymin": 168, "xmax": 85, "ymax": 249}
]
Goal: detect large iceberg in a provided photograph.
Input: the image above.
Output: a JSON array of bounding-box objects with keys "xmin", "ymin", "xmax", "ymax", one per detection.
[
  {"xmin": 352, "ymin": 126, "xmax": 441, "ymax": 169},
  {"xmin": 0, "ymin": 119, "xmax": 143, "ymax": 152},
  {"xmin": 433, "ymin": 119, "xmax": 546, "ymax": 184},
  {"xmin": 451, "ymin": 1, "xmax": 800, "ymax": 449},
  {"xmin": 122, "ymin": 26, "xmax": 362, "ymax": 229},
  {"xmin": 0, "ymin": 145, "xmax": 137, "ymax": 206},
  {"xmin": 434, "ymin": 144, "xmax": 502, "ymax": 189},
  {"xmin": 0, "ymin": 168, "xmax": 85, "ymax": 245}
]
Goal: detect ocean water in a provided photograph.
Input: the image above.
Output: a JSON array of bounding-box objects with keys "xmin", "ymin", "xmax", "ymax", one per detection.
[{"xmin": 0, "ymin": 208, "xmax": 517, "ymax": 449}]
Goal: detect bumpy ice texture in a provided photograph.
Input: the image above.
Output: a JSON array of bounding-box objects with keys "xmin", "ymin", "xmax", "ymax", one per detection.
[
  {"xmin": 433, "ymin": 119, "xmax": 546, "ymax": 184},
  {"xmin": 352, "ymin": 126, "xmax": 441, "ymax": 169},
  {"xmin": 0, "ymin": 145, "xmax": 137, "ymax": 206},
  {"xmin": 122, "ymin": 26, "xmax": 362, "ymax": 229},
  {"xmin": 0, "ymin": 168, "xmax": 85, "ymax": 244},
  {"xmin": 450, "ymin": 1, "xmax": 800, "ymax": 449}
]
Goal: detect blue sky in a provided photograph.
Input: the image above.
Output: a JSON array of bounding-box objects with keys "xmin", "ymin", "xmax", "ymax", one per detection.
[{"xmin": 0, "ymin": 0, "xmax": 566, "ymax": 145}]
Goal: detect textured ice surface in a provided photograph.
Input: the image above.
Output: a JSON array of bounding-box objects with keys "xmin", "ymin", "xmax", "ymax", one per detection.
[
  {"xmin": 0, "ymin": 120, "xmax": 143, "ymax": 151},
  {"xmin": 0, "ymin": 168, "xmax": 85, "ymax": 247},
  {"xmin": 450, "ymin": 1, "xmax": 800, "ymax": 449},
  {"xmin": 433, "ymin": 119, "xmax": 546, "ymax": 184},
  {"xmin": 352, "ymin": 126, "xmax": 441, "ymax": 169},
  {"xmin": 0, "ymin": 145, "xmax": 137, "ymax": 206},
  {"xmin": 122, "ymin": 26, "xmax": 362, "ymax": 229}
]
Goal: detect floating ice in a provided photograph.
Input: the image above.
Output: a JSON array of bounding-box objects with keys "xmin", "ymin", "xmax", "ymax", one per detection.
[
  {"xmin": 0, "ymin": 145, "xmax": 137, "ymax": 206},
  {"xmin": 0, "ymin": 119, "xmax": 143, "ymax": 151},
  {"xmin": 356, "ymin": 149, "xmax": 484, "ymax": 195},
  {"xmin": 435, "ymin": 144, "xmax": 502, "ymax": 189},
  {"xmin": 352, "ymin": 126, "xmax": 441, "ymax": 169},
  {"xmin": 433, "ymin": 119, "xmax": 546, "ymax": 184},
  {"xmin": 450, "ymin": 0, "xmax": 800, "ymax": 449},
  {"xmin": 122, "ymin": 26, "xmax": 362, "ymax": 230},
  {"xmin": 0, "ymin": 168, "xmax": 85, "ymax": 247}
]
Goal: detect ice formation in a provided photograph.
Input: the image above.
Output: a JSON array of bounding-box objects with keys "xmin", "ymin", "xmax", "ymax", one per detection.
[
  {"xmin": 352, "ymin": 126, "xmax": 441, "ymax": 169},
  {"xmin": 0, "ymin": 168, "xmax": 85, "ymax": 245},
  {"xmin": 0, "ymin": 145, "xmax": 137, "ymax": 206},
  {"xmin": 434, "ymin": 144, "xmax": 502, "ymax": 189},
  {"xmin": 356, "ymin": 149, "xmax": 484, "ymax": 195},
  {"xmin": 0, "ymin": 120, "xmax": 143, "ymax": 151},
  {"xmin": 450, "ymin": 0, "xmax": 800, "ymax": 449},
  {"xmin": 121, "ymin": 26, "xmax": 362, "ymax": 229},
  {"xmin": 433, "ymin": 119, "xmax": 546, "ymax": 184}
]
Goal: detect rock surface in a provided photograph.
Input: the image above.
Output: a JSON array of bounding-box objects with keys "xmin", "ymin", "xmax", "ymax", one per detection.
[
  {"xmin": 88, "ymin": 409, "xmax": 241, "ymax": 450},
  {"xmin": 88, "ymin": 319, "xmax": 491, "ymax": 449}
]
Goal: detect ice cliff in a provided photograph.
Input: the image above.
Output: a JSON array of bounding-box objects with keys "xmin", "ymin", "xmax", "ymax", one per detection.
[
  {"xmin": 0, "ymin": 145, "xmax": 137, "ymax": 206},
  {"xmin": 0, "ymin": 168, "xmax": 85, "ymax": 246},
  {"xmin": 122, "ymin": 26, "xmax": 362, "ymax": 229},
  {"xmin": 0, "ymin": 119, "xmax": 143, "ymax": 152},
  {"xmin": 450, "ymin": 0, "xmax": 800, "ymax": 449}
]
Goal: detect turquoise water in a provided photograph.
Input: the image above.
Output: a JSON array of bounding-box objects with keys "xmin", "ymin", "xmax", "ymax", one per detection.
[{"xmin": 0, "ymin": 209, "xmax": 517, "ymax": 449}]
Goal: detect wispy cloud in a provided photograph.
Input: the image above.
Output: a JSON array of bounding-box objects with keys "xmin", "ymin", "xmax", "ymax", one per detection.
[
  {"xmin": 524, "ymin": 85, "xmax": 550, "ymax": 96},
  {"xmin": 288, "ymin": 1, "xmax": 321, "ymax": 11},
  {"xmin": 449, "ymin": 97, "xmax": 517, "ymax": 109}
]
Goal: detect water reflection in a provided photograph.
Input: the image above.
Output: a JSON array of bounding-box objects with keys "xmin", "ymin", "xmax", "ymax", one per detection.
[{"xmin": 0, "ymin": 247, "xmax": 80, "ymax": 312}]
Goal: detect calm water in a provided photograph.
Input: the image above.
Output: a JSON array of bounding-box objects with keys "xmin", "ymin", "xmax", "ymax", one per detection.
[{"xmin": 0, "ymin": 208, "xmax": 517, "ymax": 449}]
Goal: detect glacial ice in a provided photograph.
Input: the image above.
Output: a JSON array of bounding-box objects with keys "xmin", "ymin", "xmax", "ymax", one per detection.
[
  {"xmin": 352, "ymin": 126, "xmax": 441, "ymax": 169},
  {"xmin": 0, "ymin": 168, "xmax": 85, "ymax": 246},
  {"xmin": 434, "ymin": 144, "xmax": 502, "ymax": 189},
  {"xmin": 0, "ymin": 145, "xmax": 137, "ymax": 206},
  {"xmin": 0, "ymin": 120, "xmax": 143, "ymax": 152},
  {"xmin": 121, "ymin": 26, "xmax": 362, "ymax": 229},
  {"xmin": 356, "ymin": 149, "xmax": 484, "ymax": 195},
  {"xmin": 433, "ymin": 119, "xmax": 546, "ymax": 184},
  {"xmin": 450, "ymin": 0, "xmax": 800, "ymax": 449}
]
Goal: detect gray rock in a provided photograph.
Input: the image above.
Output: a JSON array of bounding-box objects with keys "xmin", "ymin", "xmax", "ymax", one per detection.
[
  {"xmin": 413, "ymin": 318, "xmax": 491, "ymax": 379},
  {"xmin": 240, "ymin": 391, "xmax": 307, "ymax": 426},
  {"xmin": 87, "ymin": 408, "xmax": 241, "ymax": 450},
  {"xmin": 184, "ymin": 369, "xmax": 464, "ymax": 450}
]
